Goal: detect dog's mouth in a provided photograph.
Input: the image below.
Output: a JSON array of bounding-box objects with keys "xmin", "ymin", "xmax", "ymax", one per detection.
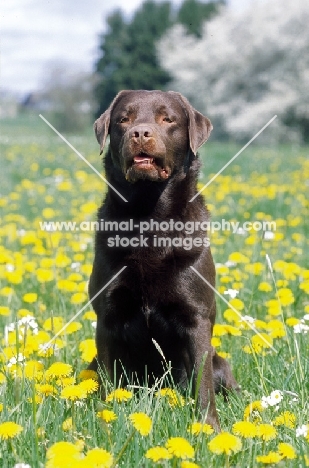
[{"xmin": 125, "ymin": 152, "xmax": 171, "ymax": 182}]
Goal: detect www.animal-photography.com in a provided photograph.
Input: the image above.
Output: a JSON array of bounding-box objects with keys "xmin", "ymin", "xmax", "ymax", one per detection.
[{"xmin": 1, "ymin": 0, "xmax": 309, "ymax": 467}]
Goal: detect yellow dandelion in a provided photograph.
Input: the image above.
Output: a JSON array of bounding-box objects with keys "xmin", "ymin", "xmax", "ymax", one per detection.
[
  {"xmin": 62, "ymin": 417, "xmax": 73, "ymax": 431},
  {"xmin": 23, "ymin": 292, "xmax": 38, "ymax": 303},
  {"xmin": 277, "ymin": 287, "xmax": 295, "ymax": 306},
  {"xmin": 255, "ymin": 424, "xmax": 277, "ymax": 441},
  {"xmin": 83, "ymin": 310, "xmax": 97, "ymax": 321},
  {"xmin": 258, "ymin": 282, "xmax": 273, "ymax": 292},
  {"xmin": 0, "ymin": 306, "xmax": 10, "ymax": 316},
  {"xmin": 97, "ymin": 410, "xmax": 117, "ymax": 423},
  {"xmin": 208, "ymin": 432, "xmax": 242, "ymax": 456},
  {"xmin": 60, "ymin": 321, "xmax": 82, "ymax": 335},
  {"xmin": 36, "ymin": 268, "xmax": 54, "ymax": 282},
  {"xmin": 106, "ymin": 388, "xmax": 133, "ymax": 403},
  {"xmin": 156, "ymin": 388, "xmax": 185, "ymax": 407},
  {"xmin": 0, "ymin": 403, "xmax": 3, "ymax": 412},
  {"xmin": 56, "ymin": 376, "xmax": 76, "ymax": 387},
  {"xmin": 46, "ymin": 362, "xmax": 73, "ymax": 379},
  {"xmin": 71, "ymin": 292, "xmax": 87, "ymax": 304},
  {"xmin": 129, "ymin": 412, "xmax": 152, "ymax": 436},
  {"xmin": 145, "ymin": 446, "xmax": 172, "ymax": 462},
  {"xmin": 166, "ymin": 437, "xmax": 194, "ymax": 459},
  {"xmin": 180, "ymin": 463, "xmax": 200, "ymax": 468},
  {"xmin": 244, "ymin": 400, "xmax": 265, "ymax": 420},
  {"xmin": 24, "ymin": 360, "xmax": 44, "ymax": 379},
  {"xmin": 35, "ymin": 383, "xmax": 57, "ymax": 397},
  {"xmin": 285, "ymin": 317, "xmax": 300, "ymax": 327},
  {"xmin": 79, "ymin": 369, "xmax": 98, "ymax": 381},
  {"xmin": 273, "ymin": 411, "xmax": 296, "ymax": 429},
  {"xmin": 232, "ymin": 421, "xmax": 257, "ymax": 438},
  {"xmin": 60, "ymin": 385, "xmax": 87, "ymax": 401},
  {"xmin": 188, "ymin": 422, "xmax": 214, "ymax": 436},
  {"xmin": 0, "ymin": 373, "xmax": 6, "ymax": 384},
  {"xmin": 251, "ymin": 333, "xmax": 273, "ymax": 354},
  {"xmin": 46, "ymin": 440, "xmax": 81, "ymax": 459},
  {"xmin": 256, "ymin": 452, "xmax": 282, "ymax": 464},
  {"xmin": 85, "ymin": 448, "xmax": 113, "ymax": 467},
  {"xmin": 37, "ymin": 427, "xmax": 46, "ymax": 438},
  {"xmin": 43, "ymin": 317, "xmax": 64, "ymax": 333},
  {"xmin": 0, "ymin": 421, "xmax": 23, "ymax": 440},
  {"xmin": 211, "ymin": 337, "xmax": 222, "ymax": 347},
  {"xmin": 78, "ymin": 378, "xmax": 99, "ymax": 395},
  {"xmin": 79, "ymin": 339, "xmax": 97, "ymax": 363},
  {"xmin": 278, "ymin": 442, "xmax": 297, "ymax": 460}
]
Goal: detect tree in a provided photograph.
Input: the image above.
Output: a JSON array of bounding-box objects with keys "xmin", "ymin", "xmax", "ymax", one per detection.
[
  {"xmin": 158, "ymin": 0, "xmax": 309, "ymax": 143},
  {"xmin": 94, "ymin": 2, "xmax": 173, "ymax": 116},
  {"xmin": 177, "ymin": 0, "xmax": 224, "ymax": 37},
  {"xmin": 94, "ymin": 0, "xmax": 224, "ymax": 116}
]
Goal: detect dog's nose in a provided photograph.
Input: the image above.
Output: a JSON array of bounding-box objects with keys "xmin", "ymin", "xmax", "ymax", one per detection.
[{"xmin": 129, "ymin": 125, "xmax": 154, "ymax": 143}]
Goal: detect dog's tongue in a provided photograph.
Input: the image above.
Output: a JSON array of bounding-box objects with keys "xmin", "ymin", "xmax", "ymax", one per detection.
[{"xmin": 134, "ymin": 156, "xmax": 153, "ymax": 164}]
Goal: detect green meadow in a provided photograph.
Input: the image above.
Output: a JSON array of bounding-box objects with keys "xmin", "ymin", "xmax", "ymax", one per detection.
[{"xmin": 0, "ymin": 115, "xmax": 308, "ymax": 467}]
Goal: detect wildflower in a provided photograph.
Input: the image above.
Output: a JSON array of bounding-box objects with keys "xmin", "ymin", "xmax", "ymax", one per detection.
[
  {"xmin": 244, "ymin": 400, "xmax": 264, "ymax": 420},
  {"xmin": 83, "ymin": 310, "xmax": 97, "ymax": 321},
  {"xmin": 277, "ymin": 287, "xmax": 295, "ymax": 306},
  {"xmin": 24, "ymin": 360, "xmax": 44, "ymax": 379},
  {"xmin": 78, "ymin": 378, "xmax": 99, "ymax": 395},
  {"xmin": 188, "ymin": 422, "xmax": 214, "ymax": 436},
  {"xmin": 224, "ymin": 289, "xmax": 239, "ymax": 299},
  {"xmin": 43, "ymin": 317, "xmax": 64, "ymax": 333},
  {"xmin": 97, "ymin": 410, "xmax": 117, "ymax": 423},
  {"xmin": 255, "ymin": 424, "xmax": 277, "ymax": 441},
  {"xmin": 296, "ymin": 424, "xmax": 308, "ymax": 437},
  {"xmin": 62, "ymin": 417, "xmax": 73, "ymax": 431},
  {"xmin": 0, "ymin": 421, "xmax": 23, "ymax": 440},
  {"xmin": 70, "ymin": 292, "xmax": 87, "ymax": 304},
  {"xmin": 256, "ymin": 452, "xmax": 281, "ymax": 464},
  {"xmin": 278, "ymin": 442, "xmax": 297, "ymax": 460},
  {"xmin": 13, "ymin": 464, "xmax": 32, "ymax": 468},
  {"xmin": 0, "ymin": 403, "xmax": 3, "ymax": 412},
  {"xmin": 261, "ymin": 390, "xmax": 283, "ymax": 408},
  {"xmin": 23, "ymin": 293, "xmax": 38, "ymax": 303},
  {"xmin": 85, "ymin": 448, "xmax": 113, "ymax": 467},
  {"xmin": 258, "ymin": 282, "xmax": 272, "ymax": 292},
  {"xmin": 181, "ymin": 462, "xmax": 200, "ymax": 468},
  {"xmin": 56, "ymin": 376, "xmax": 76, "ymax": 387},
  {"xmin": 60, "ymin": 385, "xmax": 87, "ymax": 401},
  {"xmin": 145, "ymin": 446, "xmax": 172, "ymax": 462},
  {"xmin": 232, "ymin": 421, "xmax": 257, "ymax": 438},
  {"xmin": 46, "ymin": 441, "xmax": 81, "ymax": 464},
  {"xmin": 129, "ymin": 412, "xmax": 152, "ymax": 436},
  {"xmin": 251, "ymin": 333, "xmax": 273, "ymax": 353},
  {"xmin": 273, "ymin": 411, "xmax": 296, "ymax": 428},
  {"xmin": 156, "ymin": 388, "xmax": 185, "ymax": 407},
  {"xmin": 79, "ymin": 339, "xmax": 97, "ymax": 363},
  {"xmin": 166, "ymin": 437, "xmax": 194, "ymax": 459},
  {"xmin": 0, "ymin": 306, "xmax": 10, "ymax": 316},
  {"xmin": 60, "ymin": 322, "xmax": 82, "ymax": 335},
  {"xmin": 79, "ymin": 369, "xmax": 98, "ymax": 381},
  {"xmin": 208, "ymin": 432, "xmax": 242, "ymax": 455},
  {"xmin": 35, "ymin": 384, "xmax": 57, "ymax": 397},
  {"xmin": 106, "ymin": 388, "xmax": 133, "ymax": 403},
  {"xmin": 46, "ymin": 362, "xmax": 73, "ymax": 379}
]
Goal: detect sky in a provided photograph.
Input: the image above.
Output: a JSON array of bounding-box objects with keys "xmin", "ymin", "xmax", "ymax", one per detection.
[{"xmin": 1, "ymin": 0, "xmax": 250, "ymax": 97}]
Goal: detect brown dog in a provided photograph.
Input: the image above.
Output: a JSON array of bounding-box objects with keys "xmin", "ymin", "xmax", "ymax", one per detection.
[{"xmin": 88, "ymin": 90, "xmax": 239, "ymax": 430}]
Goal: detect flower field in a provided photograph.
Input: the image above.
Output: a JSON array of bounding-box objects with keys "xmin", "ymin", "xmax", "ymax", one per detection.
[{"xmin": 0, "ymin": 117, "xmax": 308, "ymax": 467}]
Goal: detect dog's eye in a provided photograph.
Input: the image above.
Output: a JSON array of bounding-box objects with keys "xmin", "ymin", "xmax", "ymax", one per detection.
[
  {"xmin": 163, "ymin": 117, "xmax": 173, "ymax": 123},
  {"xmin": 119, "ymin": 117, "xmax": 129, "ymax": 123}
]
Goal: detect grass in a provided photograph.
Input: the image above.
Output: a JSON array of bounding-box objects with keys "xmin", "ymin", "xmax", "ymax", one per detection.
[{"xmin": 0, "ymin": 114, "xmax": 308, "ymax": 467}]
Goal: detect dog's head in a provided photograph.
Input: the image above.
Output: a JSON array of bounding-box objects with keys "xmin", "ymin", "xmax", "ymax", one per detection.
[{"xmin": 94, "ymin": 90, "xmax": 212, "ymax": 183}]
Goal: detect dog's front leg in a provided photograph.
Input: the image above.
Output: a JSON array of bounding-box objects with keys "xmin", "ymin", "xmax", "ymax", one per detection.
[{"xmin": 184, "ymin": 317, "xmax": 221, "ymax": 432}]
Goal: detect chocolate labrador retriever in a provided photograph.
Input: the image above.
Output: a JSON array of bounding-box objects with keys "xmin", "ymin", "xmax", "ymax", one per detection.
[{"xmin": 88, "ymin": 90, "xmax": 239, "ymax": 430}]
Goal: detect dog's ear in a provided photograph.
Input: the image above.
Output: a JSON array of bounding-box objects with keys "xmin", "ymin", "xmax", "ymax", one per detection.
[
  {"xmin": 167, "ymin": 91, "xmax": 213, "ymax": 155},
  {"xmin": 94, "ymin": 90, "xmax": 131, "ymax": 155}
]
